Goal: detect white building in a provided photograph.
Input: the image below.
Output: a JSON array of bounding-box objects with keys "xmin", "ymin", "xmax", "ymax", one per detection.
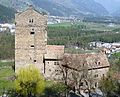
[{"xmin": 0, "ymin": 23, "xmax": 15, "ymax": 33}]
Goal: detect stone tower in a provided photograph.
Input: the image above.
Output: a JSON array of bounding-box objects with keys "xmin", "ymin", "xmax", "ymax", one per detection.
[{"xmin": 15, "ymin": 6, "xmax": 47, "ymax": 73}]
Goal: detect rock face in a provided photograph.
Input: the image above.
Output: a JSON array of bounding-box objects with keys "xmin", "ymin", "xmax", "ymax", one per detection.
[{"xmin": 15, "ymin": 6, "xmax": 47, "ymax": 73}]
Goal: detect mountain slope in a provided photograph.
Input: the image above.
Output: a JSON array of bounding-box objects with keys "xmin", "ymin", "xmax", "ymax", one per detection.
[
  {"xmin": 0, "ymin": 4, "xmax": 16, "ymax": 23},
  {"xmin": 0, "ymin": 0, "xmax": 32, "ymax": 11},
  {"xmin": 31, "ymin": 0, "xmax": 80, "ymax": 16},
  {"xmin": 32, "ymin": 0, "xmax": 109, "ymax": 16},
  {"xmin": 48, "ymin": 0, "xmax": 108, "ymax": 16},
  {"xmin": 0, "ymin": 0, "xmax": 108, "ymax": 17}
]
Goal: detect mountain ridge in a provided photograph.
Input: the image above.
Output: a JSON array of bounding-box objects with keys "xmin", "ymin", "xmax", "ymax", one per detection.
[{"xmin": 0, "ymin": 0, "xmax": 109, "ymax": 17}]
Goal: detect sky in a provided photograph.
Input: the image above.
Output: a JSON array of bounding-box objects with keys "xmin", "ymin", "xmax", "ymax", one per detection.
[{"xmin": 95, "ymin": 0, "xmax": 120, "ymax": 13}]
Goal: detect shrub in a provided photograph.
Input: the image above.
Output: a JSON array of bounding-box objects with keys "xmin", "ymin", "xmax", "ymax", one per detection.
[{"xmin": 14, "ymin": 65, "xmax": 45, "ymax": 97}]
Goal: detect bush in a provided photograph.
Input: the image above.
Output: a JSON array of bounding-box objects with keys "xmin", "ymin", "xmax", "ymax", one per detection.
[
  {"xmin": 99, "ymin": 75, "xmax": 118, "ymax": 97},
  {"xmin": 14, "ymin": 65, "xmax": 45, "ymax": 97},
  {"xmin": 44, "ymin": 81, "xmax": 69, "ymax": 97}
]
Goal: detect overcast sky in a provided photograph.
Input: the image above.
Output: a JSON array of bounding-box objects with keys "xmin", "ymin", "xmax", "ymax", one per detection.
[{"xmin": 95, "ymin": 0, "xmax": 120, "ymax": 13}]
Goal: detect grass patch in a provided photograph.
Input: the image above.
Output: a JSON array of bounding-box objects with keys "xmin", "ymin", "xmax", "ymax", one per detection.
[
  {"xmin": 0, "ymin": 61, "xmax": 14, "ymax": 67},
  {"xmin": 48, "ymin": 22, "xmax": 71, "ymax": 27},
  {"xmin": 48, "ymin": 22, "xmax": 120, "ymax": 32},
  {"xmin": 0, "ymin": 61, "xmax": 14, "ymax": 95}
]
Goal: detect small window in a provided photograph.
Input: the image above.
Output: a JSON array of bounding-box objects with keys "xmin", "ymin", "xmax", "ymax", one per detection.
[
  {"xmin": 31, "ymin": 19, "xmax": 33, "ymax": 23},
  {"xmin": 57, "ymin": 62, "xmax": 59, "ymax": 65},
  {"xmin": 94, "ymin": 74, "xmax": 98, "ymax": 78},
  {"xmin": 95, "ymin": 82, "xmax": 98, "ymax": 87},
  {"xmin": 34, "ymin": 60, "xmax": 36, "ymax": 62},
  {"xmin": 54, "ymin": 62, "xmax": 59, "ymax": 65},
  {"xmin": 98, "ymin": 62, "xmax": 100, "ymax": 65},
  {"xmin": 30, "ymin": 32, "xmax": 35, "ymax": 34},
  {"xmin": 29, "ymin": 19, "xmax": 34, "ymax": 23},
  {"xmin": 31, "ymin": 45, "xmax": 34, "ymax": 47},
  {"xmin": 55, "ymin": 70, "xmax": 59, "ymax": 72},
  {"xmin": 54, "ymin": 62, "xmax": 57, "ymax": 65},
  {"xmin": 29, "ymin": 19, "xmax": 31, "ymax": 23},
  {"xmin": 48, "ymin": 62, "xmax": 49, "ymax": 64}
]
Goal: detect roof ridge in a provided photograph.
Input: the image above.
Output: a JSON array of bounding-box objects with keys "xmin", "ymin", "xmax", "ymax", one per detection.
[{"xmin": 16, "ymin": 5, "xmax": 47, "ymax": 16}]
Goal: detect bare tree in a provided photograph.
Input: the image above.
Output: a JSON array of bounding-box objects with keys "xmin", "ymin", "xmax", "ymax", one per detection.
[
  {"xmin": 54, "ymin": 53, "xmax": 99, "ymax": 95},
  {"xmin": 56, "ymin": 54, "xmax": 88, "ymax": 90},
  {"xmin": 59, "ymin": 55, "xmax": 72, "ymax": 85}
]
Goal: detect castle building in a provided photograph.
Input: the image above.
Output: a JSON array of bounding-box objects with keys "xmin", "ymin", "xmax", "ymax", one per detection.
[
  {"xmin": 15, "ymin": 6, "xmax": 65, "ymax": 75},
  {"xmin": 15, "ymin": 6, "xmax": 110, "ymax": 89},
  {"xmin": 15, "ymin": 6, "xmax": 48, "ymax": 73}
]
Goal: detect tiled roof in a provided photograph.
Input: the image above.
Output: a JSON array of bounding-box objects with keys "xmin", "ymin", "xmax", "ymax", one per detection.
[
  {"xmin": 63, "ymin": 52, "xmax": 110, "ymax": 70},
  {"xmin": 45, "ymin": 45, "xmax": 65, "ymax": 59},
  {"xmin": 47, "ymin": 45, "xmax": 64, "ymax": 50}
]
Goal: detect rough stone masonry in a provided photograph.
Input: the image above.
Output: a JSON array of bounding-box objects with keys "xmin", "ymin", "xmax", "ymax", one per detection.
[{"xmin": 15, "ymin": 6, "xmax": 47, "ymax": 73}]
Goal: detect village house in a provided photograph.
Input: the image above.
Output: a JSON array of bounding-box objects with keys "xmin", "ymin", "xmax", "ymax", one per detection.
[
  {"xmin": 0, "ymin": 23, "xmax": 15, "ymax": 33},
  {"xmin": 45, "ymin": 51, "xmax": 110, "ymax": 88},
  {"xmin": 15, "ymin": 6, "xmax": 110, "ymax": 90},
  {"xmin": 0, "ymin": 26, "xmax": 7, "ymax": 32}
]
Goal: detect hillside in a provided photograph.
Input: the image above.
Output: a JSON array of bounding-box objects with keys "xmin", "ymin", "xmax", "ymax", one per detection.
[
  {"xmin": 47, "ymin": 0, "xmax": 109, "ymax": 16},
  {"xmin": 0, "ymin": 0, "xmax": 31, "ymax": 10},
  {"xmin": 0, "ymin": 0, "xmax": 108, "ymax": 17},
  {"xmin": 0, "ymin": 4, "xmax": 16, "ymax": 23}
]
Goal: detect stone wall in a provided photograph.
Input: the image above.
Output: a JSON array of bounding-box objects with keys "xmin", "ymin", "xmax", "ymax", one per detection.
[{"xmin": 15, "ymin": 7, "xmax": 47, "ymax": 73}]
